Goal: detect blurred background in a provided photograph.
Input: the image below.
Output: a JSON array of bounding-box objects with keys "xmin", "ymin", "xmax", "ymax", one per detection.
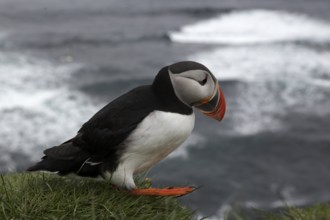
[{"xmin": 1, "ymin": 0, "xmax": 330, "ymax": 219}]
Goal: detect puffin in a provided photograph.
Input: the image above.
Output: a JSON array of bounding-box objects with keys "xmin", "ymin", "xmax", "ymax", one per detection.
[{"xmin": 28, "ymin": 61, "xmax": 226, "ymax": 196}]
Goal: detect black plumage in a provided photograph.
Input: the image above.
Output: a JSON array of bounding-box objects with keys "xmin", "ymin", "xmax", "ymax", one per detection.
[{"xmin": 27, "ymin": 65, "xmax": 193, "ymax": 177}]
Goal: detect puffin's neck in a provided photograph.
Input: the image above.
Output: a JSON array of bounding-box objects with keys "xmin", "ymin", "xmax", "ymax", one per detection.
[{"xmin": 152, "ymin": 66, "xmax": 193, "ymax": 115}]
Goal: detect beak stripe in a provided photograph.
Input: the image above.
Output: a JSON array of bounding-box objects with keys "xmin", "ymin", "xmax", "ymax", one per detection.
[{"xmin": 195, "ymin": 88, "xmax": 219, "ymax": 112}]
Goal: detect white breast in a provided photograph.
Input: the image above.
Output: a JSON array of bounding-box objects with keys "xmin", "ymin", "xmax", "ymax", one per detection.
[
  {"xmin": 123, "ymin": 110, "xmax": 195, "ymax": 172},
  {"xmin": 107, "ymin": 110, "xmax": 195, "ymax": 189}
]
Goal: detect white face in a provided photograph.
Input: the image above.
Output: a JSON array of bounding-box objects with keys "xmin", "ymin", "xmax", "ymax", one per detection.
[{"xmin": 169, "ymin": 69, "xmax": 217, "ymax": 106}]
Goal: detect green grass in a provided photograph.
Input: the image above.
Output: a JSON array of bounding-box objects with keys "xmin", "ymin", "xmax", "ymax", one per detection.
[
  {"xmin": 256, "ymin": 203, "xmax": 330, "ymax": 220},
  {"xmin": 0, "ymin": 172, "xmax": 194, "ymax": 220},
  {"xmin": 226, "ymin": 203, "xmax": 330, "ymax": 220}
]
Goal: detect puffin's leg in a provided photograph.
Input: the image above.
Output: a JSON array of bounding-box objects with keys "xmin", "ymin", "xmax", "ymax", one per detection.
[
  {"xmin": 107, "ymin": 166, "xmax": 195, "ymax": 196},
  {"xmin": 104, "ymin": 167, "xmax": 137, "ymax": 190},
  {"xmin": 130, "ymin": 186, "xmax": 195, "ymax": 196}
]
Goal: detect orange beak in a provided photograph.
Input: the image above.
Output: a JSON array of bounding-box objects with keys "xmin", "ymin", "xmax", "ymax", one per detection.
[{"xmin": 195, "ymin": 83, "xmax": 226, "ymax": 121}]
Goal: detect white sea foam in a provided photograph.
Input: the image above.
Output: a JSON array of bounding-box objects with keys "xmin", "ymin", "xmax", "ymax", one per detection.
[
  {"xmin": 189, "ymin": 44, "xmax": 330, "ymax": 135},
  {"xmin": 0, "ymin": 51, "xmax": 100, "ymax": 170},
  {"xmin": 170, "ymin": 9, "xmax": 330, "ymax": 135},
  {"xmin": 169, "ymin": 10, "xmax": 330, "ymax": 44}
]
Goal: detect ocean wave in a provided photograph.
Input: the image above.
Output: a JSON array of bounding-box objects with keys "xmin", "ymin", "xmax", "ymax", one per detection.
[
  {"xmin": 188, "ymin": 44, "xmax": 330, "ymax": 135},
  {"xmin": 0, "ymin": 51, "xmax": 100, "ymax": 171},
  {"xmin": 169, "ymin": 9, "xmax": 330, "ymax": 44}
]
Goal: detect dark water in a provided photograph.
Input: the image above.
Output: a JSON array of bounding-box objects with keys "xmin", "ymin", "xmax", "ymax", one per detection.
[{"xmin": 1, "ymin": 0, "xmax": 330, "ymax": 218}]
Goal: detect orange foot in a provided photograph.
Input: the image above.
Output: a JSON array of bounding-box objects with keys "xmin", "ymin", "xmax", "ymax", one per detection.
[{"xmin": 130, "ymin": 187, "xmax": 195, "ymax": 197}]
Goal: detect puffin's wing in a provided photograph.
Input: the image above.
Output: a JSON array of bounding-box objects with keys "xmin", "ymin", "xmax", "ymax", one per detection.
[
  {"xmin": 43, "ymin": 140, "xmax": 86, "ymax": 160},
  {"xmin": 73, "ymin": 85, "xmax": 158, "ymax": 160}
]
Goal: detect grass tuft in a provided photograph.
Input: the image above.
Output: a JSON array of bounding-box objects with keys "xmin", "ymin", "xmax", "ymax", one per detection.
[
  {"xmin": 227, "ymin": 203, "xmax": 330, "ymax": 220},
  {"xmin": 0, "ymin": 172, "xmax": 194, "ymax": 220}
]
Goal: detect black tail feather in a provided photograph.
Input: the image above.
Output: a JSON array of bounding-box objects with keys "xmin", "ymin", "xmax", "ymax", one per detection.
[
  {"xmin": 27, "ymin": 142, "xmax": 102, "ymax": 178},
  {"xmin": 27, "ymin": 156, "xmax": 101, "ymax": 177}
]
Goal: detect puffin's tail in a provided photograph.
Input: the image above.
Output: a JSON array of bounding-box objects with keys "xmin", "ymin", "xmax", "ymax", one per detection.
[
  {"xmin": 27, "ymin": 156, "xmax": 80, "ymax": 174},
  {"xmin": 27, "ymin": 142, "xmax": 100, "ymax": 177}
]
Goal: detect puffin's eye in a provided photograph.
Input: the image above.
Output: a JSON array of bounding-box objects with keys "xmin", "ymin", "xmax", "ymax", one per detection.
[{"xmin": 199, "ymin": 76, "xmax": 208, "ymax": 86}]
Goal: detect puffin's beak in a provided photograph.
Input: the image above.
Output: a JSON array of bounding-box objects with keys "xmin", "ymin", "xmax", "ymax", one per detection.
[{"xmin": 194, "ymin": 83, "xmax": 226, "ymax": 121}]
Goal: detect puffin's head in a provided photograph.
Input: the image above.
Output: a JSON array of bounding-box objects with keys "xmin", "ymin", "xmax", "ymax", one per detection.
[{"xmin": 154, "ymin": 61, "xmax": 226, "ymax": 121}]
